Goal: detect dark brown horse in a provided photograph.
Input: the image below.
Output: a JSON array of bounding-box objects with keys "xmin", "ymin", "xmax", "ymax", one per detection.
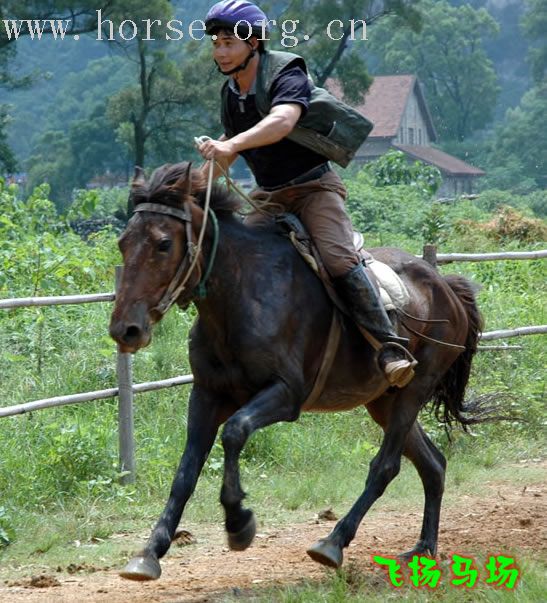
[{"xmin": 109, "ymin": 162, "xmax": 483, "ymax": 581}]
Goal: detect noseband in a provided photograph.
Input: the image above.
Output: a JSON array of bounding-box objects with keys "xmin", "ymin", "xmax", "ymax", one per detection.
[{"xmin": 133, "ymin": 201, "xmax": 219, "ymax": 316}]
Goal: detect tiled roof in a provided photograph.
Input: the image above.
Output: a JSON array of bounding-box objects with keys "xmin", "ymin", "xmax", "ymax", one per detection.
[
  {"xmin": 394, "ymin": 144, "xmax": 486, "ymax": 176},
  {"xmin": 326, "ymin": 75, "xmax": 436, "ymax": 140}
]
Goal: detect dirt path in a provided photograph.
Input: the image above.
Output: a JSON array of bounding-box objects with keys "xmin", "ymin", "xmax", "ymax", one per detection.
[{"xmin": 1, "ymin": 478, "xmax": 545, "ymax": 602}]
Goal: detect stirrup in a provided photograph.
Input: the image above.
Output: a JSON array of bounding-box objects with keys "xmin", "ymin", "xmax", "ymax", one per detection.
[{"xmin": 380, "ymin": 342, "xmax": 418, "ymax": 388}]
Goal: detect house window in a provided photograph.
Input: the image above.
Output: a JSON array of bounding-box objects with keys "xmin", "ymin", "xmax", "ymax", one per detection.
[
  {"xmin": 418, "ymin": 129, "xmax": 422, "ymax": 145},
  {"xmin": 408, "ymin": 127, "xmax": 414, "ymax": 144}
]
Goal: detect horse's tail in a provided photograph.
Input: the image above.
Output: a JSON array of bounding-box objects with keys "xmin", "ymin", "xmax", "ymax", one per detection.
[{"xmin": 431, "ymin": 275, "xmax": 484, "ymax": 431}]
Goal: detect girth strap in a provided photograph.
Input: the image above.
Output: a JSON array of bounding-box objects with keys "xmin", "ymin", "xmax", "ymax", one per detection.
[{"xmin": 302, "ymin": 310, "xmax": 341, "ymax": 409}]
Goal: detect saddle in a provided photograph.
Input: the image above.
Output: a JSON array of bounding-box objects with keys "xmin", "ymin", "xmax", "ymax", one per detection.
[{"xmin": 275, "ymin": 213, "xmax": 410, "ymax": 314}]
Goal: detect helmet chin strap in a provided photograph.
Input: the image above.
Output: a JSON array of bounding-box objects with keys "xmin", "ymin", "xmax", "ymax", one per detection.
[{"xmin": 215, "ymin": 45, "xmax": 256, "ymax": 76}]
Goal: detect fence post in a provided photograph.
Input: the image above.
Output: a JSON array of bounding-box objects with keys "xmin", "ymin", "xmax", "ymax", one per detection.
[
  {"xmin": 115, "ymin": 266, "xmax": 136, "ymax": 484},
  {"xmin": 423, "ymin": 244, "xmax": 438, "ymax": 269}
]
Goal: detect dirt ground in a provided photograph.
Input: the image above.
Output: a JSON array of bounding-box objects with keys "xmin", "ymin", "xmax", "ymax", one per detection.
[{"xmin": 1, "ymin": 476, "xmax": 545, "ymax": 603}]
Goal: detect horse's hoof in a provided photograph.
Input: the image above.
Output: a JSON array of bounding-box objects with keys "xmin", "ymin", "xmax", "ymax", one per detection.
[
  {"xmin": 398, "ymin": 543, "xmax": 435, "ymax": 562},
  {"xmin": 227, "ymin": 512, "xmax": 256, "ymax": 551},
  {"xmin": 119, "ymin": 555, "xmax": 162, "ymax": 581},
  {"xmin": 307, "ymin": 539, "xmax": 343, "ymax": 569}
]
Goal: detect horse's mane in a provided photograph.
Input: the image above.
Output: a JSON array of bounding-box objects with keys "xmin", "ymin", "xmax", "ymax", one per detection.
[{"xmin": 130, "ymin": 162, "xmax": 243, "ymax": 217}]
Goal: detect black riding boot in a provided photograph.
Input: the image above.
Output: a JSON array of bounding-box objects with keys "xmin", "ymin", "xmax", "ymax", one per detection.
[{"xmin": 334, "ymin": 263, "xmax": 417, "ymax": 387}]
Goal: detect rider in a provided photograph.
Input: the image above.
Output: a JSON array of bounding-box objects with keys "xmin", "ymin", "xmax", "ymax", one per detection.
[{"xmin": 197, "ymin": 0, "xmax": 416, "ymax": 388}]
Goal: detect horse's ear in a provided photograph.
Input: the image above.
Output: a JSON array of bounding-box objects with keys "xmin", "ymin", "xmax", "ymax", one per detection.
[
  {"xmin": 172, "ymin": 162, "xmax": 205, "ymax": 200},
  {"xmin": 132, "ymin": 166, "xmax": 146, "ymax": 186},
  {"xmin": 191, "ymin": 165, "xmax": 207, "ymax": 193},
  {"xmin": 184, "ymin": 162, "xmax": 192, "ymax": 197}
]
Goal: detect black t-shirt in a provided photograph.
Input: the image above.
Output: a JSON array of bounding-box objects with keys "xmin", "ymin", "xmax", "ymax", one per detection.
[{"xmin": 224, "ymin": 65, "xmax": 328, "ymax": 188}]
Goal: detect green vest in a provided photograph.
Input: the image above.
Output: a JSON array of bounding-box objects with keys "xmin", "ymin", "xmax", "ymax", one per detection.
[{"xmin": 221, "ymin": 50, "xmax": 373, "ymax": 168}]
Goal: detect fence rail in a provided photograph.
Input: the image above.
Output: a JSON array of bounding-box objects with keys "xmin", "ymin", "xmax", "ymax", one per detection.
[
  {"xmin": 480, "ymin": 325, "xmax": 547, "ymax": 341},
  {"xmin": 435, "ymin": 250, "xmax": 547, "ymax": 264},
  {"xmin": 2, "ymin": 322, "xmax": 545, "ymax": 420},
  {"xmin": 0, "ymin": 375, "xmax": 194, "ymax": 419},
  {"xmin": 1, "ymin": 246, "xmax": 545, "ymax": 481},
  {"xmin": 0, "ymin": 292, "xmax": 115, "ymax": 309}
]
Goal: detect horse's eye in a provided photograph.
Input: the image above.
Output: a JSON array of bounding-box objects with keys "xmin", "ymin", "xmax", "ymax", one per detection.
[{"xmin": 157, "ymin": 239, "xmax": 172, "ymax": 253}]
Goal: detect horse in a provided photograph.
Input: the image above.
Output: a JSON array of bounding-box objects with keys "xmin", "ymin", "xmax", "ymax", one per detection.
[{"xmin": 109, "ymin": 161, "xmax": 484, "ymax": 581}]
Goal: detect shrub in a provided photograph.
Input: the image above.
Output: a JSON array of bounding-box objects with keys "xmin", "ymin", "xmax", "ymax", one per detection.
[
  {"xmin": 361, "ymin": 150, "xmax": 442, "ymax": 196},
  {"xmin": 455, "ymin": 206, "xmax": 547, "ymax": 244}
]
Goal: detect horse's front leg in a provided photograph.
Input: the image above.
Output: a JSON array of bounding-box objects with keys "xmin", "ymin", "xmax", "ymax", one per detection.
[
  {"xmin": 120, "ymin": 386, "xmax": 225, "ymax": 581},
  {"xmin": 220, "ymin": 380, "xmax": 300, "ymax": 551}
]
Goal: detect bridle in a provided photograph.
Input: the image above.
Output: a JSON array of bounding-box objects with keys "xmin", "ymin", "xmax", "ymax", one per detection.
[{"xmin": 132, "ymin": 162, "xmax": 219, "ymax": 316}]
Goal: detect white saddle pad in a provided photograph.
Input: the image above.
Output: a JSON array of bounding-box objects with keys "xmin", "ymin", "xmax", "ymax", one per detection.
[
  {"xmin": 367, "ymin": 259, "xmax": 409, "ymax": 311},
  {"xmin": 351, "ymin": 232, "xmax": 410, "ymax": 311}
]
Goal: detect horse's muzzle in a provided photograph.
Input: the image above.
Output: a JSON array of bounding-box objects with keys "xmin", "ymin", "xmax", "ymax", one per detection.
[{"xmin": 109, "ymin": 301, "xmax": 152, "ymax": 353}]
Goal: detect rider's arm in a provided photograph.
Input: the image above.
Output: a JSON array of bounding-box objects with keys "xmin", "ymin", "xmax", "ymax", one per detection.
[{"xmin": 229, "ymin": 103, "xmax": 303, "ymax": 153}]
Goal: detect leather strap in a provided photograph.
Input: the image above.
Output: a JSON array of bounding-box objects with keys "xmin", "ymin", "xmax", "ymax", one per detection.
[
  {"xmin": 302, "ymin": 310, "xmax": 341, "ymax": 409},
  {"xmin": 134, "ymin": 203, "xmax": 191, "ymax": 222}
]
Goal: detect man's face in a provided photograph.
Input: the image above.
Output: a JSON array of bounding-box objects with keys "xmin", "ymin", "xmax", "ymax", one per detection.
[{"xmin": 212, "ymin": 31, "xmax": 256, "ymax": 73}]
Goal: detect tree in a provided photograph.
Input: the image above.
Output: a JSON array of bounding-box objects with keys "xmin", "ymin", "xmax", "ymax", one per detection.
[
  {"xmin": 370, "ymin": 0, "xmax": 499, "ymax": 141},
  {"xmin": 0, "ymin": 1, "xmax": 127, "ymax": 175},
  {"xmin": 521, "ymin": 0, "xmax": 547, "ymax": 85},
  {"xmin": 0, "ymin": 1, "xmax": 121, "ymax": 49},
  {"xmin": 273, "ymin": 0, "xmax": 422, "ymax": 102},
  {"xmin": 0, "ymin": 106, "xmax": 16, "ymax": 172},
  {"xmin": 104, "ymin": 0, "xmax": 221, "ymax": 167},
  {"xmin": 478, "ymin": 0, "xmax": 547, "ymax": 191},
  {"xmin": 26, "ymin": 99, "xmax": 132, "ymax": 206}
]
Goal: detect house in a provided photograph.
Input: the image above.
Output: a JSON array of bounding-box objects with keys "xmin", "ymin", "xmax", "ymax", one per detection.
[
  {"xmin": 5, "ymin": 172, "xmax": 28, "ymax": 187},
  {"xmin": 326, "ymin": 75, "xmax": 485, "ymax": 197}
]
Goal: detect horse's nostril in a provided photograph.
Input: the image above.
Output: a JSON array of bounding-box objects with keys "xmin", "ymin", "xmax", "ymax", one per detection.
[{"xmin": 124, "ymin": 325, "xmax": 142, "ymax": 342}]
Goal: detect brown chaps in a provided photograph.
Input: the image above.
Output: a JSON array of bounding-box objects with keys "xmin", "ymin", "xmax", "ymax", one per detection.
[{"xmin": 245, "ymin": 169, "xmax": 360, "ymax": 278}]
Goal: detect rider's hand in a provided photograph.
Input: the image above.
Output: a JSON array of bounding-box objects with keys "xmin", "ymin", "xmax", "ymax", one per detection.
[{"xmin": 198, "ymin": 138, "xmax": 237, "ymax": 160}]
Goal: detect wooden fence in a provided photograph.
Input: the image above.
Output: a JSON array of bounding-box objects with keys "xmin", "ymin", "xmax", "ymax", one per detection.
[{"xmin": 1, "ymin": 248, "xmax": 545, "ymax": 482}]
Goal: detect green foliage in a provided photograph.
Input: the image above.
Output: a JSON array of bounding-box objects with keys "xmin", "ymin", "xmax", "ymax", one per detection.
[
  {"xmin": 106, "ymin": 40, "xmax": 221, "ymax": 168},
  {"xmin": 481, "ymin": 82, "xmax": 547, "ymax": 190},
  {"xmin": 362, "ymin": 150, "xmax": 441, "ymax": 195},
  {"xmin": 0, "ymin": 507, "xmax": 14, "ymax": 548},
  {"xmin": 343, "ymin": 154, "xmax": 443, "ymax": 247},
  {"xmin": 474, "ymin": 189, "xmax": 547, "ymax": 219},
  {"xmin": 421, "ymin": 202, "xmax": 448, "ymax": 245},
  {"xmin": 0, "ymin": 106, "xmax": 16, "ymax": 172},
  {"xmin": 0, "ymin": 180, "xmax": 118, "ymax": 297},
  {"xmin": 521, "ymin": 0, "xmax": 547, "ymax": 85}
]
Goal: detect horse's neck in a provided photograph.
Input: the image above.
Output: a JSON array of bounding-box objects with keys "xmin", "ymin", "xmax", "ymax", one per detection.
[{"xmin": 193, "ymin": 219, "xmax": 264, "ymax": 328}]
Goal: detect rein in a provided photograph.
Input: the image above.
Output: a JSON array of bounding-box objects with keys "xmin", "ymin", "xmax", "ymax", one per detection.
[{"xmin": 134, "ymin": 161, "xmax": 219, "ymax": 316}]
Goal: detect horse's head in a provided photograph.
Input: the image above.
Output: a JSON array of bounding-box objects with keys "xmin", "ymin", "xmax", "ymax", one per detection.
[{"xmin": 109, "ymin": 162, "xmax": 206, "ymax": 353}]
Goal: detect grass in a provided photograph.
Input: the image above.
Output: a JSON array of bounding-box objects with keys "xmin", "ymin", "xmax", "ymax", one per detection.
[
  {"xmin": 0, "ymin": 428, "xmax": 544, "ymax": 573},
  {"xmin": 221, "ymin": 558, "xmax": 546, "ymax": 602}
]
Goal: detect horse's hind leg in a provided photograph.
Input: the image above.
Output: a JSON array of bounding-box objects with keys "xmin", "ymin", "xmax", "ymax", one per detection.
[
  {"xmin": 307, "ymin": 393, "xmax": 418, "ymax": 569},
  {"xmin": 220, "ymin": 380, "xmax": 299, "ymax": 551},
  {"xmin": 399, "ymin": 421, "xmax": 446, "ymax": 559}
]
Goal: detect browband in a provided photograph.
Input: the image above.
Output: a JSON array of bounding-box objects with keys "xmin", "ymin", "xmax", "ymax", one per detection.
[{"xmin": 134, "ymin": 202, "xmax": 191, "ymax": 222}]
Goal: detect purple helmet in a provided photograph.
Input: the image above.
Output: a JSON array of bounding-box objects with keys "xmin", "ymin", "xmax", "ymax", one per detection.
[{"xmin": 205, "ymin": 0, "xmax": 269, "ymax": 38}]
